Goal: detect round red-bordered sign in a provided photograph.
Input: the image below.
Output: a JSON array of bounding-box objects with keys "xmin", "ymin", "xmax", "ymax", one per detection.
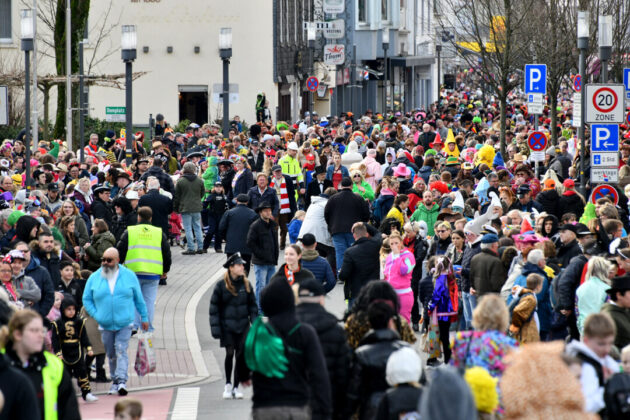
[
  {"xmin": 306, "ymin": 76, "xmax": 319, "ymax": 92},
  {"xmin": 573, "ymin": 75, "xmax": 582, "ymax": 92},
  {"xmin": 527, "ymin": 131, "xmax": 547, "ymax": 151},
  {"xmin": 591, "ymin": 184, "xmax": 619, "ymax": 205},
  {"xmin": 592, "ymin": 87, "xmax": 619, "ymax": 113}
]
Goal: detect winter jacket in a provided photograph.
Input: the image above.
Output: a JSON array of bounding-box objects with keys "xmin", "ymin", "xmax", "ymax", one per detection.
[
  {"xmin": 0, "ymin": 352, "xmax": 40, "ymax": 420},
  {"xmin": 301, "ymin": 249, "xmax": 336, "ymax": 293},
  {"xmin": 383, "ymin": 250, "xmax": 415, "ymax": 291},
  {"xmin": 14, "ymin": 215, "xmax": 40, "ymax": 245},
  {"xmin": 512, "ymin": 198, "xmax": 543, "ymax": 213},
  {"xmin": 111, "ymin": 210, "xmax": 137, "ymax": 242},
  {"xmin": 460, "ymin": 241, "xmax": 481, "ymax": 293},
  {"xmin": 535, "ymin": 189, "xmax": 561, "ymax": 219},
  {"xmin": 23, "ymin": 254, "xmax": 55, "ymax": 317},
  {"xmin": 299, "ymin": 195, "xmax": 333, "ymax": 247},
  {"xmin": 410, "ymin": 203, "xmax": 439, "ymax": 236},
  {"xmin": 230, "ymin": 169, "xmax": 254, "ymax": 200},
  {"xmin": 203, "ymin": 192, "xmax": 230, "ymax": 218},
  {"xmin": 140, "ymin": 166, "xmax": 175, "ymax": 194},
  {"xmin": 427, "ymin": 236, "xmax": 451, "ymax": 257},
  {"xmin": 219, "ymin": 168, "xmax": 236, "ymax": 198},
  {"xmin": 71, "ymin": 189, "xmax": 92, "ymax": 215},
  {"xmin": 202, "ymin": 157, "xmax": 219, "ymax": 197},
  {"xmin": 558, "ymin": 190, "xmax": 585, "ymax": 219},
  {"xmin": 219, "ymin": 204, "xmax": 258, "ymax": 255},
  {"xmin": 91, "ymin": 198, "xmax": 113, "ymax": 232},
  {"xmin": 371, "ymin": 194, "xmax": 395, "ymax": 226},
  {"xmin": 270, "ymin": 174, "xmax": 298, "ymax": 215},
  {"xmin": 12, "ymin": 272, "xmax": 41, "ymax": 307},
  {"xmin": 85, "ymin": 231, "xmax": 116, "ymax": 271},
  {"xmin": 288, "ymin": 219, "xmax": 302, "ymax": 244},
  {"xmin": 510, "ymin": 262, "xmax": 552, "ymax": 334},
  {"xmin": 576, "ymin": 277, "xmax": 609, "ymax": 335},
  {"xmin": 428, "ymin": 274, "xmax": 458, "ymax": 322},
  {"xmin": 352, "ymin": 181, "xmax": 375, "ymax": 201},
  {"xmin": 246, "ymin": 217, "xmax": 279, "ymax": 266},
  {"xmin": 601, "ymin": 302, "xmax": 630, "ymax": 350},
  {"xmin": 269, "ymin": 263, "xmax": 316, "ymax": 286},
  {"xmin": 209, "ymin": 275, "xmax": 258, "ymax": 338},
  {"xmin": 362, "ymin": 156, "xmax": 382, "ymax": 190},
  {"xmin": 345, "ymin": 328, "xmax": 409, "ymax": 420},
  {"xmin": 375, "ymin": 384, "xmax": 422, "ymax": 420},
  {"xmin": 56, "ymin": 278, "xmax": 84, "ymax": 311},
  {"xmin": 138, "ymin": 189, "xmax": 173, "ymax": 233},
  {"xmin": 324, "ymin": 189, "xmax": 370, "ymax": 235},
  {"xmin": 247, "ymin": 150, "xmax": 265, "ymax": 173},
  {"xmin": 247, "ymin": 186, "xmax": 279, "ymax": 216},
  {"xmin": 509, "ymin": 288, "xmax": 539, "ymax": 343},
  {"xmin": 305, "ymin": 178, "xmax": 333, "ymax": 209},
  {"xmin": 470, "ymin": 249, "xmax": 507, "ymax": 296},
  {"xmin": 557, "ymin": 239, "xmax": 582, "ymax": 269},
  {"xmin": 174, "ymin": 173, "xmax": 205, "ymax": 213},
  {"xmin": 418, "ymin": 165, "xmax": 433, "ymax": 184},
  {"xmin": 296, "ymin": 302, "xmax": 350, "ymax": 420},
  {"xmin": 554, "ymin": 254, "xmax": 588, "ymax": 311},
  {"xmin": 339, "ymin": 236, "xmax": 383, "ymax": 299},
  {"xmin": 83, "ymin": 264, "xmax": 148, "ymax": 331}
]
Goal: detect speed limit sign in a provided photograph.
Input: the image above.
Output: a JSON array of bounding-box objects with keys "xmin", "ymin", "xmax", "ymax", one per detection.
[{"xmin": 586, "ymin": 84, "xmax": 624, "ymax": 123}]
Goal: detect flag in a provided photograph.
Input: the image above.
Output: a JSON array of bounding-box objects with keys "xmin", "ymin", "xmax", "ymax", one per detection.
[{"xmin": 520, "ymin": 217, "xmax": 533, "ymax": 234}]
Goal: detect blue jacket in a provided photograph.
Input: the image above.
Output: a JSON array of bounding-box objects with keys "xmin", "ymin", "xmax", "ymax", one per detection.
[
  {"xmin": 509, "ymin": 262, "xmax": 552, "ymax": 334},
  {"xmin": 288, "ymin": 219, "xmax": 302, "ymax": 244},
  {"xmin": 301, "ymin": 249, "xmax": 336, "ymax": 293},
  {"xmin": 83, "ymin": 264, "xmax": 148, "ymax": 331}
]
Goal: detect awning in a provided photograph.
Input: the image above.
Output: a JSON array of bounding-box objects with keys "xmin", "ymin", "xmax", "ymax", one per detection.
[{"xmin": 389, "ymin": 55, "xmax": 436, "ymax": 68}]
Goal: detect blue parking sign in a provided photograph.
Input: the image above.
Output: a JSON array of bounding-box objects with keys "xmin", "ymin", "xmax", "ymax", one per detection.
[
  {"xmin": 624, "ymin": 68, "xmax": 630, "ymax": 91},
  {"xmin": 591, "ymin": 124, "xmax": 619, "ymax": 152},
  {"xmin": 524, "ymin": 64, "xmax": 547, "ymax": 95}
]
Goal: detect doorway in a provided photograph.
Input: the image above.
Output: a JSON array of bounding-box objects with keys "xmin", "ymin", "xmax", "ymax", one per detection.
[{"xmin": 178, "ymin": 85, "xmax": 208, "ymax": 124}]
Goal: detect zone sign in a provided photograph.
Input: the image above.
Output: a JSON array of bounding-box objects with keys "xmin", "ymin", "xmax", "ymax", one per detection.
[{"xmin": 585, "ymin": 84, "xmax": 624, "ymax": 123}]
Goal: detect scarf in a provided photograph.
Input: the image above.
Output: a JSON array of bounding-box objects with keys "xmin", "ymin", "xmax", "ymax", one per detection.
[
  {"xmin": 270, "ymin": 177, "xmax": 290, "ymax": 214},
  {"xmin": 1, "ymin": 280, "xmax": 16, "ymax": 301},
  {"xmin": 284, "ymin": 264, "xmax": 300, "ymax": 285},
  {"xmin": 232, "ymin": 169, "xmax": 245, "ymax": 188}
]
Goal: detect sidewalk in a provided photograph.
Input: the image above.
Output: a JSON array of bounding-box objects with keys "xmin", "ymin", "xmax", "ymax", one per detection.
[{"xmin": 88, "ymin": 249, "xmax": 226, "ymax": 394}]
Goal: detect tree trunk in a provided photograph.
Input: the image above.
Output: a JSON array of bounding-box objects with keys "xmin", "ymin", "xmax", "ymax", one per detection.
[
  {"xmin": 42, "ymin": 85, "xmax": 50, "ymax": 141},
  {"xmin": 500, "ymin": 92, "xmax": 507, "ymax": 159},
  {"xmin": 549, "ymin": 87, "xmax": 558, "ymax": 145}
]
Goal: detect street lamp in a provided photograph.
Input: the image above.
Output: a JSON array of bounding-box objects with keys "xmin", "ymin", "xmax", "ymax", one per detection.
[
  {"xmin": 436, "ymin": 43, "xmax": 442, "ymax": 100},
  {"xmin": 577, "ymin": 10, "xmax": 588, "ymax": 193},
  {"xmin": 121, "ymin": 25, "xmax": 137, "ymax": 166},
  {"xmin": 307, "ymin": 26, "xmax": 316, "ymax": 122},
  {"xmin": 219, "ymin": 27, "xmax": 232, "ymax": 139},
  {"xmin": 598, "ymin": 15, "xmax": 612, "ymax": 82},
  {"xmin": 382, "ymin": 27, "xmax": 389, "ymax": 115},
  {"xmin": 21, "ymin": 9, "xmax": 34, "ymax": 191}
]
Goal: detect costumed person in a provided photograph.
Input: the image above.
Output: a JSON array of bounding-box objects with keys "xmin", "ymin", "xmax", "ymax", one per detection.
[
  {"xmin": 427, "ymin": 256, "xmax": 458, "ymax": 365},
  {"xmin": 255, "ymin": 93, "xmax": 266, "ymax": 123},
  {"xmin": 383, "ymin": 232, "xmax": 416, "ymax": 323}
]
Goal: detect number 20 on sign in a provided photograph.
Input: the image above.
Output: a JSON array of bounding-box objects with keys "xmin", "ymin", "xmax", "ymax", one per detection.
[{"xmin": 586, "ymin": 84, "xmax": 624, "ymax": 123}]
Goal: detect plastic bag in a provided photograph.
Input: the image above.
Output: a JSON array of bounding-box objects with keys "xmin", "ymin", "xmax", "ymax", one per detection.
[
  {"xmin": 422, "ymin": 312, "xmax": 442, "ymax": 359},
  {"xmin": 134, "ymin": 332, "xmax": 156, "ymax": 378}
]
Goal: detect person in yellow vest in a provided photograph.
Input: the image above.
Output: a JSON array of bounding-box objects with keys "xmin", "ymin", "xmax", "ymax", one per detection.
[
  {"xmin": 1, "ymin": 308, "xmax": 81, "ymax": 420},
  {"xmin": 279, "ymin": 142, "xmax": 305, "ymax": 198},
  {"xmin": 118, "ymin": 206, "xmax": 172, "ymax": 332}
]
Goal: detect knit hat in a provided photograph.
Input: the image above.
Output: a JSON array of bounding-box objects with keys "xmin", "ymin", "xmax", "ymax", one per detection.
[
  {"xmin": 7, "ymin": 210, "xmax": 25, "ymax": 227},
  {"xmin": 419, "ymin": 366, "xmax": 476, "ymax": 419},
  {"xmin": 386, "ymin": 347, "xmax": 421, "ymax": 386},
  {"xmin": 260, "ymin": 278, "xmax": 296, "ymax": 316}
]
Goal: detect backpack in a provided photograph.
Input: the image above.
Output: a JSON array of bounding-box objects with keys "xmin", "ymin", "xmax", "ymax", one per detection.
[
  {"xmin": 244, "ymin": 316, "xmax": 301, "ymax": 379},
  {"xmin": 604, "ymin": 373, "xmax": 630, "ymax": 420},
  {"xmin": 508, "ymin": 292, "xmax": 534, "ymax": 324}
]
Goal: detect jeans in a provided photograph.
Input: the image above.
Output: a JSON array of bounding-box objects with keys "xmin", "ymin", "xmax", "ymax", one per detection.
[
  {"xmin": 134, "ymin": 279, "xmax": 159, "ymax": 332},
  {"xmin": 254, "ymin": 264, "xmax": 276, "ymax": 309},
  {"xmin": 461, "ymin": 292, "xmax": 476, "ymax": 331},
  {"xmin": 182, "ymin": 212, "xmax": 204, "ymax": 251},
  {"xmin": 101, "ymin": 326, "xmax": 132, "ymax": 384},
  {"xmin": 332, "ymin": 232, "xmax": 354, "ymax": 274}
]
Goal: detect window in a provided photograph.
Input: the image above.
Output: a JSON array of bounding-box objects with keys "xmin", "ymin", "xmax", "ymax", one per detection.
[
  {"xmin": 381, "ymin": 0, "xmax": 388, "ymax": 21},
  {"xmin": 0, "ymin": 0, "xmax": 11, "ymax": 41},
  {"xmin": 358, "ymin": 0, "xmax": 367, "ymax": 23}
]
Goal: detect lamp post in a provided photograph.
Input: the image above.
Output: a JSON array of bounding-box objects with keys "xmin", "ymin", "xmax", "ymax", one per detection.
[
  {"xmin": 598, "ymin": 15, "xmax": 612, "ymax": 82},
  {"xmin": 307, "ymin": 26, "xmax": 316, "ymax": 122},
  {"xmin": 219, "ymin": 28, "xmax": 232, "ymax": 139},
  {"xmin": 436, "ymin": 43, "xmax": 442, "ymax": 100},
  {"xmin": 121, "ymin": 25, "xmax": 137, "ymax": 167},
  {"xmin": 21, "ymin": 9, "xmax": 34, "ymax": 192},
  {"xmin": 78, "ymin": 40, "xmax": 85, "ymax": 163},
  {"xmin": 382, "ymin": 27, "xmax": 389, "ymax": 115},
  {"xmin": 577, "ymin": 10, "xmax": 588, "ymax": 193}
]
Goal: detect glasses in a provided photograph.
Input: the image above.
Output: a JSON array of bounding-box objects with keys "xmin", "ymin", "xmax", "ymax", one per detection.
[
  {"xmin": 353, "ymin": 175, "xmax": 361, "ymax": 178},
  {"xmin": 101, "ymin": 257, "xmax": 114, "ymax": 263},
  {"xmin": 436, "ymin": 230, "xmax": 447, "ymax": 234}
]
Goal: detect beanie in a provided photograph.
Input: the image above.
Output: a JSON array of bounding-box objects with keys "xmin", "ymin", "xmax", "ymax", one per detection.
[
  {"xmin": 420, "ymin": 366, "xmax": 476, "ymax": 419},
  {"xmin": 7, "ymin": 210, "xmax": 25, "ymax": 227},
  {"xmin": 260, "ymin": 278, "xmax": 295, "ymax": 316}
]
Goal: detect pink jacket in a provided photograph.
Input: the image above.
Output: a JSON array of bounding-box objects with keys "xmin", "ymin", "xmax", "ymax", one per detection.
[
  {"xmin": 362, "ymin": 156, "xmax": 383, "ymax": 190},
  {"xmin": 384, "ymin": 250, "xmax": 416, "ymax": 291}
]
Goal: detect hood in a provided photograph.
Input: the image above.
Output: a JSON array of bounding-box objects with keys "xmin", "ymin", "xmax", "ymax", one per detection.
[
  {"xmin": 444, "ymin": 131, "xmax": 460, "ymax": 158},
  {"xmin": 311, "ymin": 195, "xmax": 328, "ymax": 205},
  {"xmin": 147, "ymin": 166, "xmax": 165, "ymax": 176},
  {"xmin": 347, "ymin": 141, "xmax": 359, "ymax": 154},
  {"xmin": 296, "ymin": 303, "xmax": 338, "ymax": 333},
  {"xmin": 385, "ymin": 147, "xmax": 396, "ymax": 160},
  {"xmin": 208, "ymin": 156, "xmax": 218, "ymax": 166},
  {"xmin": 521, "ymin": 262, "xmax": 546, "ymax": 277},
  {"xmin": 565, "ymin": 339, "xmax": 601, "ymax": 361},
  {"xmin": 543, "ymin": 215, "xmax": 559, "ymax": 238},
  {"xmin": 94, "ymin": 230, "xmax": 116, "ymax": 243},
  {"xmin": 475, "ymin": 144, "xmax": 495, "ymax": 167},
  {"xmin": 301, "ymin": 249, "xmax": 319, "ymax": 261},
  {"xmin": 183, "ymin": 173, "xmax": 198, "ymax": 182}
]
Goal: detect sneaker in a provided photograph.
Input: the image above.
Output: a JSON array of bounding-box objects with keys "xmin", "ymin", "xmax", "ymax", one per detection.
[
  {"xmin": 232, "ymin": 386, "xmax": 243, "ymax": 399},
  {"xmin": 117, "ymin": 382, "xmax": 128, "ymax": 396},
  {"xmin": 222, "ymin": 383, "xmax": 233, "ymax": 399},
  {"xmin": 182, "ymin": 250, "xmax": 196, "ymax": 255},
  {"xmin": 83, "ymin": 392, "xmax": 99, "ymax": 403},
  {"xmin": 108, "ymin": 383, "xmax": 118, "ymax": 395}
]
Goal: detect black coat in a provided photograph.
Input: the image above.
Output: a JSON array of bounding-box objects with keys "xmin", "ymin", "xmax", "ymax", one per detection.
[
  {"xmin": 0, "ymin": 352, "xmax": 40, "ymax": 420},
  {"xmin": 140, "ymin": 166, "xmax": 175, "ymax": 194},
  {"xmin": 296, "ymin": 302, "xmax": 351, "ymax": 420},
  {"xmin": 247, "ymin": 186, "xmax": 279, "ymax": 217},
  {"xmin": 219, "ymin": 204, "xmax": 258, "ymax": 255},
  {"xmin": 339, "ymin": 236, "xmax": 382, "ymax": 299},
  {"xmin": 535, "ymin": 189, "xmax": 561, "ymax": 219},
  {"xmin": 554, "ymin": 254, "xmax": 588, "ymax": 311},
  {"xmin": 138, "ymin": 189, "xmax": 173, "ymax": 233},
  {"xmin": 556, "ymin": 239, "xmax": 582, "ymax": 269},
  {"xmin": 247, "ymin": 217, "xmax": 279, "ymax": 265},
  {"xmin": 247, "ymin": 150, "xmax": 265, "ymax": 173},
  {"xmin": 209, "ymin": 275, "xmax": 258, "ymax": 340},
  {"xmin": 91, "ymin": 198, "xmax": 113, "ymax": 230},
  {"xmin": 460, "ymin": 241, "xmax": 481, "ymax": 293},
  {"xmin": 558, "ymin": 191, "xmax": 584, "ymax": 219},
  {"xmin": 28, "ymin": 251, "xmax": 56, "ymax": 317},
  {"xmin": 324, "ymin": 189, "xmax": 370, "ymax": 235},
  {"xmin": 376, "ymin": 384, "xmax": 423, "ymax": 420},
  {"xmin": 112, "ymin": 211, "xmax": 137, "ymax": 242},
  {"xmin": 305, "ymin": 178, "xmax": 333, "ymax": 208},
  {"xmin": 346, "ymin": 329, "xmax": 409, "ymax": 420},
  {"xmin": 229, "ymin": 169, "xmax": 254, "ymax": 200},
  {"xmin": 270, "ymin": 174, "xmax": 298, "ymax": 215},
  {"xmin": 269, "ymin": 263, "xmax": 316, "ymax": 285}
]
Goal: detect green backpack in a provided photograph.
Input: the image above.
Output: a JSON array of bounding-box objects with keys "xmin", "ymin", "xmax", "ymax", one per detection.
[{"xmin": 245, "ymin": 316, "xmax": 300, "ymax": 378}]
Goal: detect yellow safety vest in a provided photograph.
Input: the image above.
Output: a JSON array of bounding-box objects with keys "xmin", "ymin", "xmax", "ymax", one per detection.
[
  {"xmin": 125, "ymin": 224, "xmax": 164, "ymax": 275},
  {"xmin": 279, "ymin": 155, "xmax": 303, "ymax": 185}
]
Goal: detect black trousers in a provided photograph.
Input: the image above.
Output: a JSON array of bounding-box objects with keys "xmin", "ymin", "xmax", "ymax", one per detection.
[
  {"xmin": 66, "ymin": 359, "xmax": 91, "ymax": 394},
  {"xmin": 438, "ymin": 320, "xmax": 452, "ymax": 364},
  {"xmin": 410, "ymin": 276, "xmax": 421, "ymax": 325}
]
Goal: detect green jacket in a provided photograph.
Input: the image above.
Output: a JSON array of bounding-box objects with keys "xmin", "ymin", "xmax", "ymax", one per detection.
[
  {"xmin": 352, "ymin": 181, "xmax": 374, "ymax": 201},
  {"xmin": 202, "ymin": 156, "xmax": 219, "ymax": 199},
  {"xmin": 410, "ymin": 203, "xmax": 440, "ymax": 236},
  {"xmin": 174, "ymin": 173, "xmax": 205, "ymax": 213},
  {"xmin": 601, "ymin": 302, "xmax": 630, "ymax": 350},
  {"xmin": 85, "ymin": 231, "xmax": 117, "ymax": 271}
]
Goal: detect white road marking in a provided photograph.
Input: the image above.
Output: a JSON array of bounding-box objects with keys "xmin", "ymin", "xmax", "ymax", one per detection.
[{"xmin": 170, "ymin": 387, "xmax": 200, "ymax": 420}]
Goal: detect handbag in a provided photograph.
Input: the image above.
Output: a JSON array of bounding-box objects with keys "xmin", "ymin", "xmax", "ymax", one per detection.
[
  {"xmin": 134, "ymin": 332, "xmax": 157, "ymax": 378},
  {"xmin": 422, "ymin": 311, "xmax": 442, "ymax": 359}
]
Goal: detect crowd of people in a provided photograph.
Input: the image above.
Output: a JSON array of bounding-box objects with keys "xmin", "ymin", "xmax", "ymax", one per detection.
[{"xmin": 0, "ymin": 81, "xmax": 629, "ymax": 418}]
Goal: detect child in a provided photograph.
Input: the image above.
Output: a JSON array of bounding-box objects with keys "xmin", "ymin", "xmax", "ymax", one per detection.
[
  {"xmin": 287, "ymin": 210, "xmax": 305, "ymax": 244},
  {"xmin": 203, "ymin": 181, "xmax": 229, "ymax": 252},
  {"xmin": 56, "ymin": 261, "xmax": 84, "ymax": 310},
  {"xmin": 427, "ymin": 256, "xmax": 458, "ymax": 365},
  {"xmin": 622, "ymin": 344, "xmax": 630, "ymax": 373},
  {"xmin": 51, "ymin": 295, "xmax": 98, "ymax": 402},
  {"xmin": 418, "ymin": 256, "xmax": 437, "ymax": 334},
  {"xmin": 169, "ymin": 211, "xmax": 184, "ymax": 248},
  {"xmin": 47, "ymin": 291, "xmax": 63, "ymax": 323},
  {"xmin": 566, "ymin": 312, "xmax": 619, "ymax": 414},
  {"xmin": 508, "ymin": 273, "xmax": 543, "ymax": 343},
  {"xmin": 376, "ymin": 347, "xmax": 423, "ymax": 419},
  {"xmin": 209, "ymin": 253, "xmax": 258, "ymax": 399},
  {"xmin": 114, "ymin": 397, "xmax": 143, "ymax": 420}
]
